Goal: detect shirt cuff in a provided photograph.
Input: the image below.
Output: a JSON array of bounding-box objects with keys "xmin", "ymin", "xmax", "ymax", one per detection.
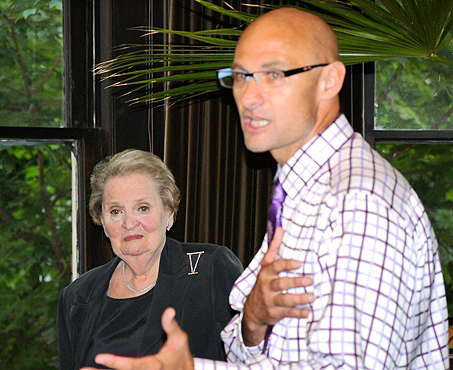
[
  {"xmin": 236, "ymin": 311, "xmax": 264, "ymax": 356},
  {"xmin": 194, "ymin": 357, "xmax": 212, "ymax": 370}
]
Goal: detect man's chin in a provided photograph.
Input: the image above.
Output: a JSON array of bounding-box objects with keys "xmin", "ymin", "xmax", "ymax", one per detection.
[
  {"xmin": 243, "ymin": 135, "xmax": 271, "ymax": 154},
  {"xmin": 244, "ymin": 142, "xmax": 269, "ymax": 154}
]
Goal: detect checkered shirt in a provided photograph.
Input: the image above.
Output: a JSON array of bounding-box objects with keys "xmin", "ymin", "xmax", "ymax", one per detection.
[{"xmin": 195, "ymin": 115, "xmax": 449, "ymax": 369}]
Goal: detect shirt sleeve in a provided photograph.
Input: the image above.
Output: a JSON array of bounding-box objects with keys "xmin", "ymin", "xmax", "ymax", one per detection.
[
  {"xmin": 212, "ymin": 246, "xmax": 244, "ymax": 328},
  {"xmin": 299, "ymin": 191, "xmax": 448, "ymax": 368},
  {"xmin": 219, "ymin": 237, "xmax": 268, "ymax": 364},
  {"xmin": 221, "ymin": 311, "xmax": 264, "ymax": 363},
  {"xmin": 208, "ymin": 191, "xmax": 447, "ymax": 369}
]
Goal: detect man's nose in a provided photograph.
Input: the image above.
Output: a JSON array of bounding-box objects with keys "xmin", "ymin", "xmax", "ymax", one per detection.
[{"xmin": 239, "ymin": 77, "xmax": 265, "ymax": 109}]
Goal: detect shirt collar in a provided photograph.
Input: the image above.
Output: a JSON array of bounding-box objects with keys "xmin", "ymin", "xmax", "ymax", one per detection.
[{"xmin": 276, "ymin": 114, "xmax": 354, "ymax": 200}]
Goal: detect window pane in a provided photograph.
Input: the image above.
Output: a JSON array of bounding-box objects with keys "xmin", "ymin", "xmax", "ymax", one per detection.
[
  {"xmin": 376, "ymin": 143, "xmax": 453, "ymax": 315},
  {"xmin": 0, "ymin": 144, "xmax": 72, "ymax": 368},
  {"xmin": 0, "ymin": 1, "xmax": 63, "ymax": 127},
  {"xmin": 375, "ymin": 30, "xmax": 453, "ymax": 130}
]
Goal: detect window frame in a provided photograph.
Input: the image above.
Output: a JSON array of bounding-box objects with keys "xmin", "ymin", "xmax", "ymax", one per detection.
[
  {"xmin": 0, "ymin": 0, "xmax": 107, "ymax": 276},
  {"xmin": 362, "ymin": 62, "xmax": 453, "ymax": 146}
]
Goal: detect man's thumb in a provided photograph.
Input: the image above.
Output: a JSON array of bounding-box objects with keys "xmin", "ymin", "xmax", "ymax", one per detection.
[{"xmin": 263, "ymin": 227, "xmax": 284, "ymax": 264}]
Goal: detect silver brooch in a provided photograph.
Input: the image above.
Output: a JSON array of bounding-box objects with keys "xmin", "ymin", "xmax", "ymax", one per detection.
[{"xmin": 187, "ymin": 251, "xmax": 204, "ymax": 275}]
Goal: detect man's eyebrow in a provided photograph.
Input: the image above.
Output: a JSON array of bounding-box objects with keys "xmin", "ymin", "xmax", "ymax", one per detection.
[
  {"xmin": 231, "ymin": 62, "xmax": 244, "ymax": 70},
  {"xmin": 261, "ymin": 61, "xmax": 286, "ymax": 69},
  {"xmin": 231, "ymin": 60, "xmax": 286, "ymax": 71}
]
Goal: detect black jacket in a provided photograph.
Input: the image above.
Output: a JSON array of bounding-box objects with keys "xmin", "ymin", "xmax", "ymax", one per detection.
[{"xmin": 57, "ymin": 238, "xmax": 243, "ymax": 369}]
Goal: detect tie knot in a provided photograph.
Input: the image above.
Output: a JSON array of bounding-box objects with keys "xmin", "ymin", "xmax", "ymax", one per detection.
[
  {"xmin": 267, "ymin": 179, "xmax": 286, "ymax": 242},
  {"xmin": 272, "ymin": 179, "xmax": 286, "ymax": 205}
]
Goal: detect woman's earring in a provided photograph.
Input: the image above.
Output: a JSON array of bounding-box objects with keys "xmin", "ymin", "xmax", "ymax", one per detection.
[{"xmin": 166, "ymin": 222, "xmax": 173, "ymax": 231}]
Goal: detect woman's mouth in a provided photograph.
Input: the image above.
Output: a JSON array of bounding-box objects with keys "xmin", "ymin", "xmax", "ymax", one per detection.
[{"xmin": 123, "ymin": 235, "xmax": 143, "ymax": 242}]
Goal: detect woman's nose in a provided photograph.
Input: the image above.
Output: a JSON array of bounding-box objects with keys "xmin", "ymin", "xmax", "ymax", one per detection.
[{"xmin": 122, "ymin": 211, "xmax": 139, "ymax": 230}]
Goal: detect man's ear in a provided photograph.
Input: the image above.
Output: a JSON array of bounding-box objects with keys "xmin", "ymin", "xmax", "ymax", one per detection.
[{"xmin": 319, "ymin": 61, "xmax": 346, "ymax": 100}]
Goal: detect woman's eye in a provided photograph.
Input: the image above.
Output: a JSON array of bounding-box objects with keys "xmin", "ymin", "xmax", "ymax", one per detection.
[
  {"xmin": 138, "ymin": 205, "xmax": 150, "ymax": 212},
  {"xmin": 110, "ymin": 209, "xmax": 121, "ymax": 215}
]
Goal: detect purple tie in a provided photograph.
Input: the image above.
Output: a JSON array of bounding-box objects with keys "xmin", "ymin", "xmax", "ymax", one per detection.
[
  {"xmin": 263, "ymin": 179, "xmax": 286, "ymax": 353},
  {"xmin": 267, "ymin": 178, "xmax": 286, "ymax": 243}
]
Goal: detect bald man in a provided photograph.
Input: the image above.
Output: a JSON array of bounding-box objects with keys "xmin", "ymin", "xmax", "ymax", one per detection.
[{"xmin": 82, "ymin": 8, "xmax": 449, "ymax": 370}]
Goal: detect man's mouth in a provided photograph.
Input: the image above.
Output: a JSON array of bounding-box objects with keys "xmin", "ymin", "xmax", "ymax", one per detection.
[{"xmin": 248, "ymin": 117, "xmax": 270, "ymax": 128}]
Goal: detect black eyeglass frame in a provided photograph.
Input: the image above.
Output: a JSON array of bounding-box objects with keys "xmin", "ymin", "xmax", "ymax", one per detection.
[{"xmin": 217, "ymin": 63, "xmax": 330, "ymax": 88}]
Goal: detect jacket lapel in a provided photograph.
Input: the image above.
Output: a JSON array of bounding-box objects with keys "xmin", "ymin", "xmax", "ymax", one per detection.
[
  {"xmin": 136, "ymin": 238, "xmax": 193, "ymax": 355},
  {"xmin": 71, "ymin": 258, "xmax": 120, "ymax": 368},
  {"xmin": 69, "ymin": 238, "xmax": 195, "ymax": 362}
]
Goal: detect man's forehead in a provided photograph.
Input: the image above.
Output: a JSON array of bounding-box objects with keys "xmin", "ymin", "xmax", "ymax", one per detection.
[{"xmin": 233, "ymin": 35, "xmax": 307, "ymax": 70}]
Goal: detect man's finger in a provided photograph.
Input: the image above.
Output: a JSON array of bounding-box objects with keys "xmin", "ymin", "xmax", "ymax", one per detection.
[
  {"xmin": 279, "ymin": 306, "xmax": 312, "ymax": 319},
  {"xmin": 269, "ymin": 275, "xmax": 313, "ymax": 291},
  {"xmin": 266, "ymin": 258, "xmax": 303, "ymax": 276},
  {"xmin": 273, "ymin": 292, "xmax": 315, "ymax": 307},
  {"xmin": 160, "ymin": 307, "xmax": 190, "ymax": 352},
  {"xmin": 93, "ymin": 353, "xmax": 140, "ymax": 369},
  {"xmin": 262, "ymin": 227, "xmax": 284, "ymax": 265},
  {"xmin": 157, "ymin": 307, "xmax": 193, "ymax": 370},
  {"xmin": 161, "ymin": 307, "xmax": 177, "ymax": 335},
  {"xmin": 93, "ymin": 353, "xmax": 161, "ymax": 370}
]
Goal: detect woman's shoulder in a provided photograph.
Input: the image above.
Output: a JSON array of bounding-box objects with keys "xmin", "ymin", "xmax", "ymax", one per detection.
[
  {"xmin": 60, "ymin": 257, "xmax": 118, "ymax": 299},
  {"xmin": 166, "ymin": 237, "xmax": 225, "ymax": 255},
  {"xmin": 185, "ymin": 241, "xmax": 243, "ymax": 274},
  {"xmin": 166, "ymin": 238, "xmax": 242, "ymax": 270},
  {"xmin": 179, "ymin": 240, "xmax": 238, "ymax": 262},
  {"xmin": 182, "ymin": 240, "xmax": 224, "ymax": 254}
]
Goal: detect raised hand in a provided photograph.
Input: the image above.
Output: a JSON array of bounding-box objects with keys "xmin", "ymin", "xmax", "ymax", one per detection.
[{"xmin": 242, "ymin": 227, "xmax": 314, "ymax": 346}]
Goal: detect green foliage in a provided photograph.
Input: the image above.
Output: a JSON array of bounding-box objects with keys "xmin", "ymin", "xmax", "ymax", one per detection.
[
  {"xmin": 0, "ymin": 0, "xmax": 67, "ymax": 368},
  {"xmin": 377, "ymin": 143, "xmax": 453, "ymax": 313},
  {"xmin": 375, "ymin": 30, "xmax": 453, "ymax": 308},
  {"xmin": 376, "ymin": 29, "xmax": 453, "ymax": 129},
  {"xmin": 0, "ymin": 144, "xmax": 72, "ymax": 368},
  {"xmin": 95, "ymin": 0, "xmax": 453, "ymax": 103},
  {"xmin": 0, "ymin": 0, "xmax": 63, "ymax": 127}
]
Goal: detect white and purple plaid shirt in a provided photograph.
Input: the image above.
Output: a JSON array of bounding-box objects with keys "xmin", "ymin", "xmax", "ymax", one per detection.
[{"xmin": 195, "ymin": 115, "xmax": 449, "ymax": 369}]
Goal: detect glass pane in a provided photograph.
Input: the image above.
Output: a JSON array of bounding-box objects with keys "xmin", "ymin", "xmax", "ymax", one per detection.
[
  {"xmin": 0, "ymin": 144, "xmax": 72, "ymax": 368},
  {"xmin": 0, "ymin": 1, "xmax": 63, "ymax": 127},
  {"xmin": 375, "ymin": 30, "xmax": 453, "ymax": 130},
  {"xmin": 376, "ymin": 143, "xmax": 453, "ymax": 315}
]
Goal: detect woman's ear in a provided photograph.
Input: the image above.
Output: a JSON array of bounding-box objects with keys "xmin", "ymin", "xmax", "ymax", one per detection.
[
  {"xmin": 100, "ymin": 218, "xmax": 109, "ymax": 238},
  {"xmin": 166, "ymin": 212, "xmax": 174, "ymax": 231},
  {"xmin": 319, "ymin": 61, "xmax": 346, "ymax": 101}
]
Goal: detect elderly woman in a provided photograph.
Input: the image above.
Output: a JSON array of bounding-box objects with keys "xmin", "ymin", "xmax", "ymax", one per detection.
[{"xmin": 57, "ymin": 149, "xmax": 243, "ymax": 369}]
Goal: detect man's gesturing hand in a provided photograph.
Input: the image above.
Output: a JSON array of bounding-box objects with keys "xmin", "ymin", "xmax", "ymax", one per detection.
[
  {"xmin": 80, "ymin": 307, "xmax": 194, "ymax": 370},
  {"xmin": 242, "ymin": 227, "xmax": 314, "ymax": 346}
]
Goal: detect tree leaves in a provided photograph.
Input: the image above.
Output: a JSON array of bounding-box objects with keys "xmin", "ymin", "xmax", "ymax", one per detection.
[
  {"xmin": 0, "ymin": 145, "xmax": 71, "ymax": 368},
  {"xmin": 0, "ymin": 0, "xmax": 63, "ymax": 127},
  {"xmin": 95, "ymin": 0, "xmax": 453, "ymax": 103},
  {"xmin": 377, "ymin": 143, "xmax": 453, "ymax": 312}
]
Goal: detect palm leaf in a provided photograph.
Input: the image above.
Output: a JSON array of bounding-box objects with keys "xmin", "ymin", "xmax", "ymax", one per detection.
[{"xmin": 95, "ymin": 0, "xmax": 453, "ymax": 103}]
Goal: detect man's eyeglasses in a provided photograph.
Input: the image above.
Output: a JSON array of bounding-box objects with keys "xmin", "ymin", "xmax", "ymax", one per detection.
[{"xmin": 217, "ymin": 64, "xmax": 329, "ymax": 89}]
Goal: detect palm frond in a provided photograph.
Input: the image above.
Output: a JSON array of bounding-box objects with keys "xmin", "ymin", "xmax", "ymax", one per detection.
[{"xmin": 95, "ymin": 0, "xmax": 453, "ymax": 103}]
